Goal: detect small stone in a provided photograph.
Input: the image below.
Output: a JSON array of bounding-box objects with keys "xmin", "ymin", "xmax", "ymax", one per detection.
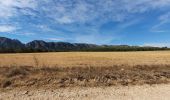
[
  {"xmin": 22, "ymin": 91, "xmax": 29, "ymax": 95},
  {"xmin": 121, "ymin": 68, "xmax": 124, "ymax": 71}
]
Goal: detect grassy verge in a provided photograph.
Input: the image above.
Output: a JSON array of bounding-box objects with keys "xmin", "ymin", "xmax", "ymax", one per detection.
[{"xmin": 0, "ymin": 65, "xmax": 170, "ymax": 90}]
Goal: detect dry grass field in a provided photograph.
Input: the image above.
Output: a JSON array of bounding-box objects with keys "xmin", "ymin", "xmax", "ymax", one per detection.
[
  {"xmin": 0, "ymin": 51, "xmax": 170, "ymax": 100},
  {"xmin": 0, "ymin": 51, "xmax": 170, "ymax": 67},
  {"xmin": 0, "ymin": 51, "xmax": 169, "ymax": 89}
]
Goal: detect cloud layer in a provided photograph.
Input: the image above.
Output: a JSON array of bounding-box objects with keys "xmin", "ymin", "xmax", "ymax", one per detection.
[
  {"xmin": 0, "ymin": 25, "xmax": 16, "ymax": 32},
  {"xmin": 0, "ymin": 0, "xmax": 170, "ymax": 44},
  {"xmin": 1, "ymin": 0, "xmax": 170, "ymax": 23}
]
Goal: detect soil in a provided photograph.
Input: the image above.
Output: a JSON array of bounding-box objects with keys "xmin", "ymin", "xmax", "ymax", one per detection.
[{"xmin": 0, "ymin": 84, "xmax": 170, "ymax": 100}]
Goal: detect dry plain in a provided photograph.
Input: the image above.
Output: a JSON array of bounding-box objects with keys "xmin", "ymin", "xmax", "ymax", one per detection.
[
  {"xmin": 0, "ymin": 51, "xmax": 170, "ymax": 100},
  {"xmin": 0, "ymin": 51, "xmax": 170, "ymax": 67}
]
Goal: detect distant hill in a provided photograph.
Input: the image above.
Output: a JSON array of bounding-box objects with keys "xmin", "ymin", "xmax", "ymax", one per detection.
[
  {"xmin": 0, "ymin": 36, "xmax": 169, "ymax": 53},
  {"xmin": 26, "ymin": 40, "xmax": 98, "ymax": 52},
  {"xmin": 0, "ymin": 37, "xmax": 25, "ymax": 53}
]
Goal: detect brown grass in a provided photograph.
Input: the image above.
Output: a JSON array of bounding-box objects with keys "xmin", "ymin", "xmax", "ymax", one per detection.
[
  {"xmin": 0, "ymin": 51, "xmax": 170, "ymax": 90},
  {"xmin": 0, "ymin": 51, "xmax": 170, "ymax": 67},
  {"xmin": 0, "ymin": 65, "xmax": 170, "ymax": 90}
]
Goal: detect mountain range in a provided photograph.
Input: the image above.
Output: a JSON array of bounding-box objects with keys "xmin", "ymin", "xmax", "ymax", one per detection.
[{"xmin": 0, "ymin": 37, "xmax": 169, "ymax": 53}]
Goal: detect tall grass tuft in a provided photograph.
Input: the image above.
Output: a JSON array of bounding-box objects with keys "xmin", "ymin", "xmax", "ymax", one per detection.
[{"xmin": 33, "ymin": 56, "xmax": 39, "ymax": 67}]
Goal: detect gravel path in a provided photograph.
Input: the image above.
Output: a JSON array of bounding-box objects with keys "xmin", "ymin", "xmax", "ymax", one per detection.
[{"xmin": 1, "ymin": 84, "xmax": 170, "ymax": 100}]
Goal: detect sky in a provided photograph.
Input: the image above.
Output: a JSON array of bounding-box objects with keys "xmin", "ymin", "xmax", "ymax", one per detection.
[{"xmin": 0, "ymin": 0, "xmax": 170, "ymax": 47}]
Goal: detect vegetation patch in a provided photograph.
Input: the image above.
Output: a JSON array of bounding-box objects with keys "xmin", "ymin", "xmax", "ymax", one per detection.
[{"xmin": 0, "ymin": 65, "xmax": 170, "ymax": 90}]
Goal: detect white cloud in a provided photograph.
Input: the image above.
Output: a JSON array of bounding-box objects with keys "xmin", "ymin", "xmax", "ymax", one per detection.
[
  {"xmin": 118, "ymin": 18, "xmax": 142, "ymax": 29},
  {"xmin": 159, "ymin": 12, "xmax": 170, "ymax": 23},
  {"xmin": 151, "ymin": 12, "xmax": 170, "ymax": 32},
  {"xmin": 143, "ymin": 43, "xmax": 170, "ymax": 47},
  {"xmin": 46, "ymin": 38, "xmax": 63, "ymax": 41},
  {"xmin": 1, "ymin": 0, "xmax": 170, "ymax": 37},
  {"xmin": 0, "ymin": 0, "xmax": 37, "ymax": 18},
  {"xmin": 73, "ymin": 28, "xmax": 117, "ymax": 44},
  {"xmin": 56, "ymin": 16, "xmax": 73, "ymax": 24},
  {"xmin": 17, "ymin": 0, "xmax": 164, "ymax": 25},
  {"xmin": 74, "ymin": 34, "xmax": 114, "ymax": 44},
  {"xmin": 1, "ymin": 0, "xmax": 170, "ymax": 24},
  {"xmin": 22, "ymin": 32, "xmax": 35, "ymax": 36},
  {"xmin": 36, "ymin": 25, "xmax": 53, "ymax": 31},
  {"xmin": 0, "ymin": 25, "xmax": 17, "ymax": 32}
]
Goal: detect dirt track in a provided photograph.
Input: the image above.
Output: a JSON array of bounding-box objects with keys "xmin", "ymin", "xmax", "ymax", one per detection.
[{"xmin": 1, "ymin": 84, "xmax": 170, "ymax": 100}]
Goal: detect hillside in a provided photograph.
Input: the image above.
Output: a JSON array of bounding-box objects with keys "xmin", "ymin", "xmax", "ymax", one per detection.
[{"xmin": 0, "ymin": 37, "xmax": 169, "ymax": 53}]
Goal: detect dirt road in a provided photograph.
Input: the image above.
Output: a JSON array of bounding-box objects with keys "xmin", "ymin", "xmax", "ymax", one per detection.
[{"xmin": 1, "ymin": 84, "xmax": 170, "ymax": 100}]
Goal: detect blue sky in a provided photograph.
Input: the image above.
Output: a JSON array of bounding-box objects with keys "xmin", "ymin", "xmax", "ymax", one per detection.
[{"xmin": 0, "ymin": 0, "xmax": 170, "ymax": 47}]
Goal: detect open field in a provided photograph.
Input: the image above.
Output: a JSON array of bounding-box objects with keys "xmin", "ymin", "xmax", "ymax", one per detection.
[
  {"xmin": 0, "ymin": 51, "xmax": 170, "ymax": 99},
  {"xmin": 0, "ymin": 51, "xmax": 170, "ymax": 89},
  {"xmin": 1, "ymin": 51, "xmax": 170, "ymax": 67}
]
